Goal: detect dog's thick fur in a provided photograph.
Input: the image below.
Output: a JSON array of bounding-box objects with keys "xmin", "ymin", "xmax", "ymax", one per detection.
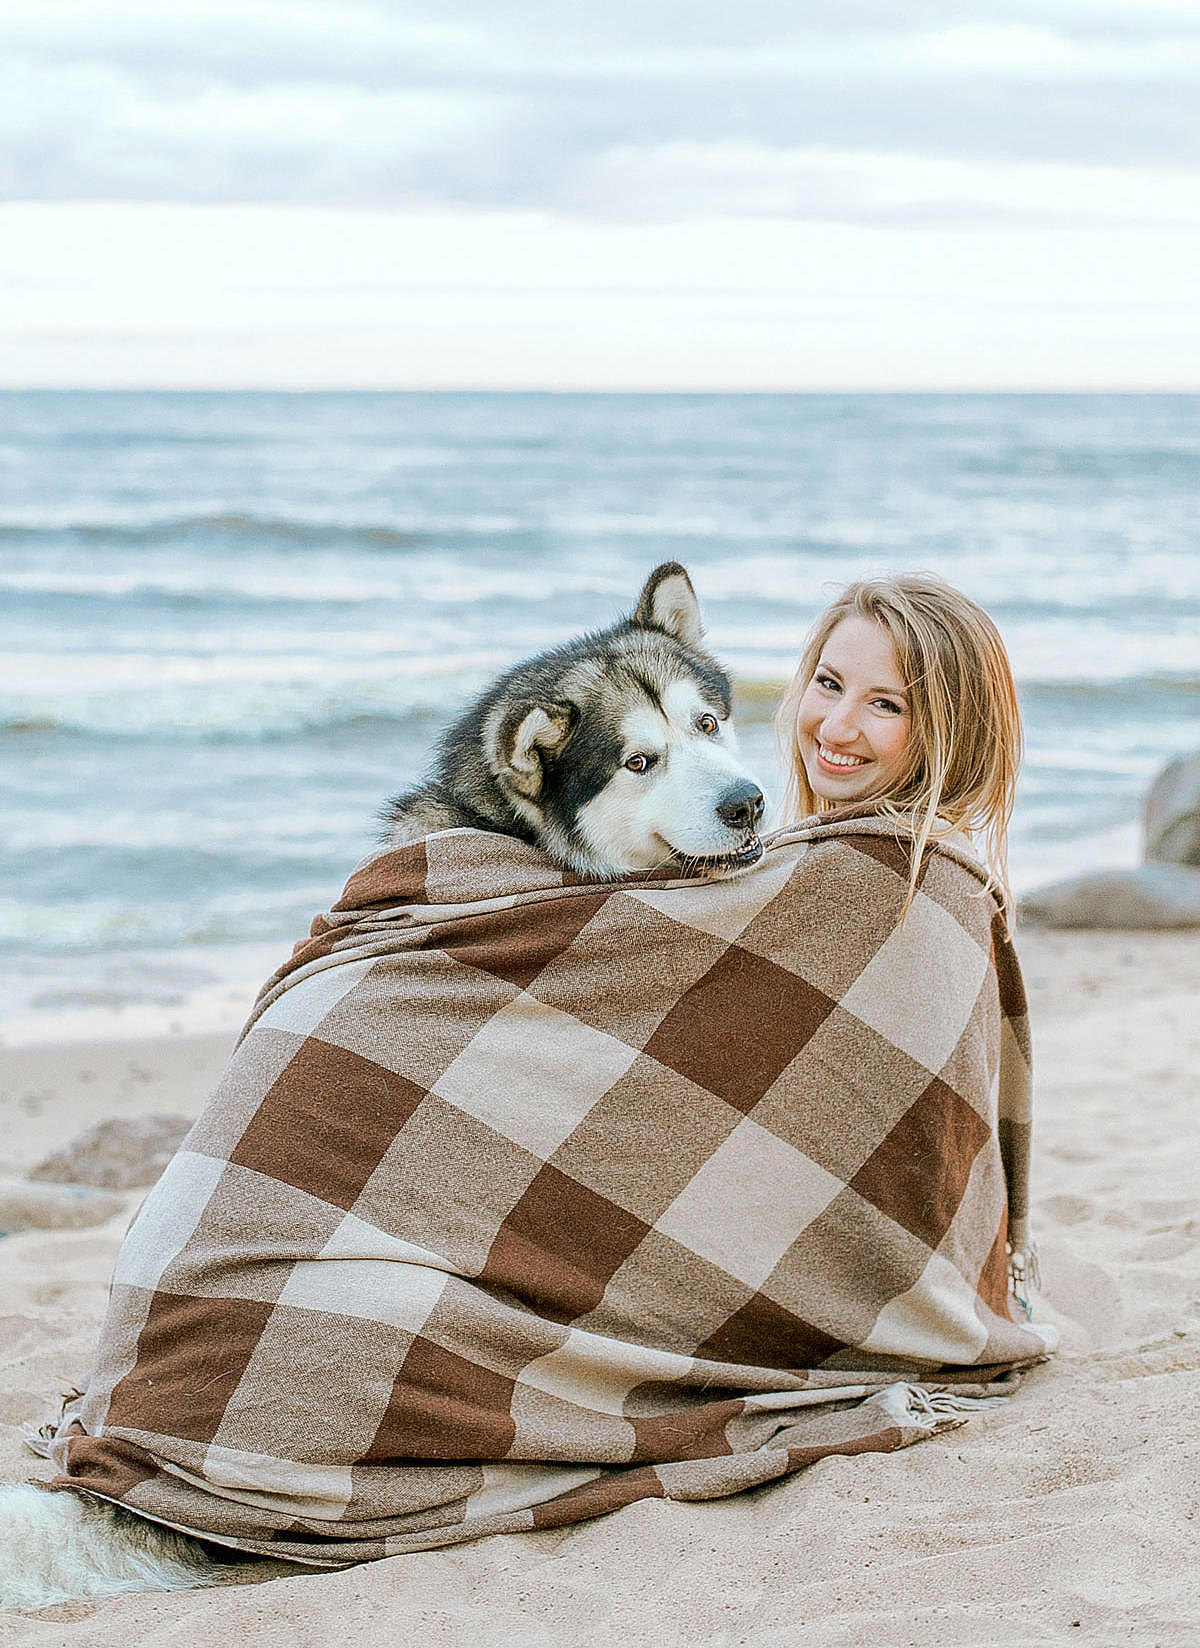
[
  {"xmin": 0, "ymin": 562, "xmax": 763, "ymax": 1612},
  {"xmin": 0, "ymin": 1484, "xmax": 233, "ymax": 1610},
  {"xmin": 382, "ymin": 562, "xmax": 764, "ymax": 876}
]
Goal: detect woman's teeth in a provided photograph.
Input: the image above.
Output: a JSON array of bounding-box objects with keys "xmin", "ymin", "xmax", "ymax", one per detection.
[{"xmin": 819, "ymin": 745, "xmax": 867, "ymax": 768}]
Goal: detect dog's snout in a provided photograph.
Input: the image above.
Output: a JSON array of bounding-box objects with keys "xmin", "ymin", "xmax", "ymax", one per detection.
[{"xmin": 716, "ymin": 782, "xmax": 765, "ymax": 834}]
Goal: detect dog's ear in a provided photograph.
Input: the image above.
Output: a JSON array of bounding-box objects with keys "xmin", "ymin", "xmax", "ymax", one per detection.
[
  {"xmin": 634, "ymin": 561, "xmax": 703, "ymax": 649},
  {"xmin": 493, "ymin": 700, "xmax": 577, "ymax": 799}
]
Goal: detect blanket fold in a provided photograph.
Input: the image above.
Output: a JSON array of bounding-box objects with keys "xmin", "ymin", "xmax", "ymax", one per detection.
[{"xmin": 46, "ymin": 814, "xmax": 1055, "ymax": 1564}]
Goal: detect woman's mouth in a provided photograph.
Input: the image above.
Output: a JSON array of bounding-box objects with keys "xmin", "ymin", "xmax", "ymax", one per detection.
[{"xmin": 815, "ymin": 743, "xmax": 870, "ymax": 776}]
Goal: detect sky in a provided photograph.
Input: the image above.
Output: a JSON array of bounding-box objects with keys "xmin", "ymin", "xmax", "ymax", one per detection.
[{"xmin": 2, "ymin": 0, "xmax": 1200, "ymax": 389}]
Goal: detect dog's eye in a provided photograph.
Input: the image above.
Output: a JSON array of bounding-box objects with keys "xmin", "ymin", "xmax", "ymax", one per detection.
[
  {"xmin": 697, "ymin": 714, "xmax": 719, "ymax": 736},
  {"xmin": 625, "ymin": 753, "xmax": 652, "ymax": 773}
]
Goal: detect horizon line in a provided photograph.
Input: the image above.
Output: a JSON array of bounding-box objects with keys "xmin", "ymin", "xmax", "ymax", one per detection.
[{"xmin": 2, "ymin": 384, "xmax": 1199, "ymax": 396}]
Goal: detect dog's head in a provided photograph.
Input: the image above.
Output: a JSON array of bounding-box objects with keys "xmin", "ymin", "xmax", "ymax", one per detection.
[{"xmin": 484, "ymin": 562, "xmax": 765, "ymax": 877}]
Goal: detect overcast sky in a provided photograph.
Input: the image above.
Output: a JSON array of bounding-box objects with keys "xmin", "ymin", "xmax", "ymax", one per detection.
[{"xmin": 2, "ymin": 0, "xmax": 1199, "ymax": 388}]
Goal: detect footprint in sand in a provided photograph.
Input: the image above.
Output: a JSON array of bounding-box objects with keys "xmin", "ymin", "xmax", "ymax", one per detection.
[
  {"xmin": 1134, "ymin": 1230, "xmax": 1197, "ymax": 1262},
  {"xmin": 1044, "ymin": 1142, "xmax": 1102, "ymax": 1164},
  {"xmin": 1036, "ymin": 1243, "xmax": 1124, "ymax": 1343},
  {"xmin": 1040, "ymin": 1192, "xmax": 1093, "ymax": 1226}
]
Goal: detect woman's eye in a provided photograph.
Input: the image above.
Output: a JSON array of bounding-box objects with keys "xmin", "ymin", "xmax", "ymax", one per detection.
[
  {"xmin": 625, "ymin": 753, "xmax": 650, "ymax": 772},
  {"xmin": 875, "ymin": 699, "xmax": 903, "ymax": 715},
  {"xmin": 815, "ymin": 674, "xmax": 840, "ymax": 691},
  {"xmin": 697, "ymin": 713, "xmax": 719, "ymax": 736}
]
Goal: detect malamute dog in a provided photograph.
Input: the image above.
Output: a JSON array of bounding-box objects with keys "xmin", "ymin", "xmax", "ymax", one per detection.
[
  {"xmin": 0, "ymin": 561, "xmax": 765, "ymax": 1612},
  {"xmin": 382, "ymin": 561, "xmax": 764, "ymax": 875}
]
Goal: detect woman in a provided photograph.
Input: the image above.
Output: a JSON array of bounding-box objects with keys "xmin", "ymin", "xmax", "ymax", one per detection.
[{"xmin": 775, "ymin": 571, "xmax": 1021, "ymax": 913}]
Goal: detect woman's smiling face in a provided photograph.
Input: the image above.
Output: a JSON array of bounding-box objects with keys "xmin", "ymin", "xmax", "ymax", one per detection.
[{"xmin": 796, "ymin": 615, "xmax": 913, "ymax": 803}]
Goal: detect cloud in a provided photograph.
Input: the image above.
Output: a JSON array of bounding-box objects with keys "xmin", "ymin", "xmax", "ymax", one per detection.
[
  {"xmin": 1, "ymin": 2, "xmax": 1200, "ymax": 219},
  {"xmin": 0, "ymin": 61, "xmax": 508, "ymax": 205},
  {"xmin": 572, "ymin": 144, "xmax": 1200, "ymax": 229}
]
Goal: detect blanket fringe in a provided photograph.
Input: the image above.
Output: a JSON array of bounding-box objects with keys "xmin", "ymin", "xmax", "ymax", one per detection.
[
  {"xmin": 21, "ymin": 1420, "xmax": 56, "ymax": 1459},
  {"xmin": 884, "ymin": 1382, "xmax": 1008, "ymax": 1436},
  {"xmin": 911, "ymin": 1387, "xmax": 1004, "ymax": 1416}
]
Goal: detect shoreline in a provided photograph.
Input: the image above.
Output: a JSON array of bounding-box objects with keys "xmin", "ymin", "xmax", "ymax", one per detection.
[
  {"xmin": 0, "ymin": 810, "xmax": 1152, "ymax": 1053},
  {"xmin": 1, "ymin": 926, "xmax": 1198, "ymax": 1641},
  {"xmin": 0, "ymin": 942, "xmax": 282, "ymax": 1053}
]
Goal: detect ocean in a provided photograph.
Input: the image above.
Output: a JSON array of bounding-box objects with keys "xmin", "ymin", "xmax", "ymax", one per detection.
[{"xmin": 3, "ymin": 390, "xmax": 1198, "ymax": 1043}]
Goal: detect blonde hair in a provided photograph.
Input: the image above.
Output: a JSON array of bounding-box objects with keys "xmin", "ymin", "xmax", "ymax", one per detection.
[{"xmin": 775, "ymin": 573, "xmax": 1022, "ymax": 909}]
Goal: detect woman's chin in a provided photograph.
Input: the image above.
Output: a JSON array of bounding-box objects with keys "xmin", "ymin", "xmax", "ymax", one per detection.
[{"xmin": 804, "ymin": 765, "xmax": 876, "ymax": 804}]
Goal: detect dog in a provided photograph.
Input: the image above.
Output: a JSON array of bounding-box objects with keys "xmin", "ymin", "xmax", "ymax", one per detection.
[
  {"xmin": 382, "ymin": 560, "xmax": 764, "ymax": 876},
  {"xmin": 0, "ymin": 561, "xmax": 765, "ymax": 1612}
]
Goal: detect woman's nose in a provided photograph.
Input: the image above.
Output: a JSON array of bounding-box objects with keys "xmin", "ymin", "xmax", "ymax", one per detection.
[{"xmin": 820, "ymin": 702, "xmax": 859, "ymax": 744}]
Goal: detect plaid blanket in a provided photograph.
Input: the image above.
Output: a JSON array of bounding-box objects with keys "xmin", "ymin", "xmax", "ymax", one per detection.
[{"xmin": 46, "ymin": 814, "xmax": 1055, "ymax": 1566}]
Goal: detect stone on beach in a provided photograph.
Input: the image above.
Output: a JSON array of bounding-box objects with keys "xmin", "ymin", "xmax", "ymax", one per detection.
[
  {"xmin": 0, "ymin": 1176, "xmax": 125, "ymax": 1235},
  {"xmin": 1019, "ymin": 863, "xmax": 1200, "ymax": 930},
  {"xmin": 1144, "ymin": 750, "xmax": 1200, "ymax": 867},
  {"xmin": 29, "ymin": 1112, "xmax": 192, "ymax": 1191},
  {"xmin": 1023, "ymin": 749, "xmax": 1200, "ymax": 930}
]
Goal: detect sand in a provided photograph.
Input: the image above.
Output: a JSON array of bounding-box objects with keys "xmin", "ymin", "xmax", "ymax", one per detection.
[{"xmin": 1, "ymin": 928, "xmax": 1197, "ymax": 1645}]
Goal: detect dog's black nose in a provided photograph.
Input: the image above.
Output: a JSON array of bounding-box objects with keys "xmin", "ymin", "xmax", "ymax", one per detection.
[{"xmin": 716, "ymin": 782, "xmax": 765, "ymax": 833}]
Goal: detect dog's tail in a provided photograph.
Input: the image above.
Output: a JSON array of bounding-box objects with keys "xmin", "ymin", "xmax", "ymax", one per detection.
[{"xmin": 0, "ymin": 1484, "xmax": 228, "ymax": 1612}]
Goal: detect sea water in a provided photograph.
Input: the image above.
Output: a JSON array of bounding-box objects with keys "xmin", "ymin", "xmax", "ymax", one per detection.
[{"xmin": 2, "ymin": 391, "xmax": 1198, "ymax": 1041}]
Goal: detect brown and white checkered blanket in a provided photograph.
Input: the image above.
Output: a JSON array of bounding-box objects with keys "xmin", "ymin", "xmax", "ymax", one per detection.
[{"xmin": 46, "ymin": 813, "xmax": 1055, "ymax": 1566}]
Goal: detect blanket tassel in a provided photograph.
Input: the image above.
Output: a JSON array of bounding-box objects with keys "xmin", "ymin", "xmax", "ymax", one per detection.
[
  {"xmin": 21, "ymin": 1419, "xmax": 58, "ymax": 1459},
  {"xmin": 885, "ymin": 1382, "xmax": 1006, "ymax": 1435}
]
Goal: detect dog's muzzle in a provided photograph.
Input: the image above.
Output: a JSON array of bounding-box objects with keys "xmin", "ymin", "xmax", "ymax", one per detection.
[{"xmin": 672, "ymin": 780, "xmax": 766, "ymax": 875}]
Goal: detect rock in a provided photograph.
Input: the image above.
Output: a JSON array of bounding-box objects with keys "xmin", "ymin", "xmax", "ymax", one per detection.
[
  {"xmin": 1145, "ymin": 751, "xmax": 1200, "ymax": 866},
  {"xmin": 0, "ymin": 1177, "xmax": 125, "ymax": 1235},
  {"xmin": 1019, "ymin": 864, "xmax": 1200, "ymax": 930},
  {"xmin": 29, "ymin": 1113, "xmax": 192, "ymax": 1190}
]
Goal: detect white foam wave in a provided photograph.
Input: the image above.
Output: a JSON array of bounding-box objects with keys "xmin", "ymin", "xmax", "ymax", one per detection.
[
  {"xmin": 0, "ymin": 558, "xmax": 634, "ymax": 608},
  {"xmin": 0, "ymin": 505, "xmax": 521, "ymax": 536},
  {"xmin": 0, "ymin": 881, "xmax": 331, "ymax": 952},
  {"xmin": 719, "ymin": 625, "xmax": 1200, "ymax": 688},
  {"xmin": 5, "ymin": 635, "xmax": 1198, "ymax": 743},
  {"xmin": 0, "ymin": 942, "xmax": 284, "ymax": 1048},
  {"xmin": 0, "ymin": 805, "xmax": 367, "ymax": 854},
  {"xmin": 0, "ymin": 653, "xmax": 497, "ymax": 737}
]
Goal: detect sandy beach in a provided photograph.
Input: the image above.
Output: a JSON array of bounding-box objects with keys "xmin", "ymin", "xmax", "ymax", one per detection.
[{"xmin": 1, "ymin": 926, "xmax": 1197, "ymax": 1646}]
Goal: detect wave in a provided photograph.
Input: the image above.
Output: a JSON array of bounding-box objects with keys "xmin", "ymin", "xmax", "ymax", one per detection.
[
  {"xmin": 0, "ymin": 508, "xmax": 859, "ymax": 552},
  {"xmin": 6, "ymin": 666, "xmax": 1199, "ymax": 748},
  {"xmin": 733, "ymin": 671, "xmax": 1200, "ymax": 722},
  {"xmin": 966, "ymin": 446, "xmax": 1200, "ymax": 481},
  {"xmin": 1, "ymin": 702, "xmax": 452, "ymax": 744},
  {"xmin": 0, "ymin": 508, "xmax": 982, "ymax": 553},
  {"xmin": 0, "ymin": 892, "xmax": 326, "ymax": 955},
  {"xmin": 1021, "ymin": 673, "xmax": 1200, "ymax": 700},
  {"xmin": 0, "ymin": 569, "xmax": 423, "ymax": 605},
  {"xmin": 0, "ymin": 511, "xmax": 440, "ymax": 550}
]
